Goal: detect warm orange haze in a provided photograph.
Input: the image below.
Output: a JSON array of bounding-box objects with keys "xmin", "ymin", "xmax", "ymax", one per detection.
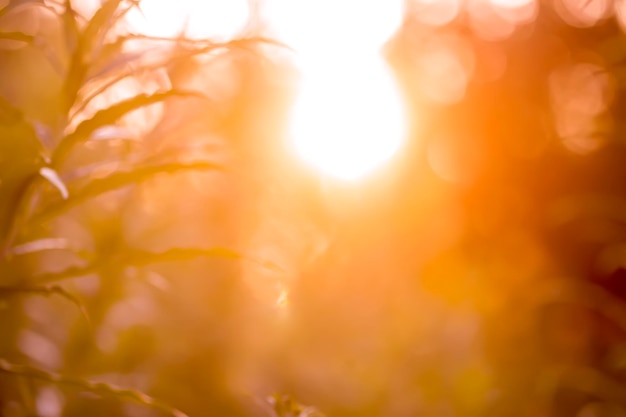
[
  {"xmin": 2, "ymin": 0, "xmax": 626, "ymax": 416},
  {"xmin": 129, "ymin": 0, "xmax": 407, "ymax": 181}
]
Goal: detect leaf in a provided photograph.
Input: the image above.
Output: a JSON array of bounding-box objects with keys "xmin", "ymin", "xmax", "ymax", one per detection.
[
  {"xmin": 82, "ymin": 0, "xmax": 124, "ymax": 57},
  {"xmin": 0, "ymin": 284, "xmax": 89, "ymax": 325},
  {"xmin": 58, "ymin": 1, "xmax": 85, "ymax": 109},
  {"xmin": 62, "ymin": 44, "xmax": 88, "ymax": 112},
  {"xmin": 31, "ymin": 120, "xmax": 53, "ymax": 146},
  {"xmin": 0, "ymin": 31, "xmax": 34, "ymax": 42},
  {"xmin": 125, "ymin": 247, "xmax": 242, "ymax": 266},
  {"xmin": 55, "ymin": 90, "xmax": 206, "ymax": 164},
  {"xmin": 34, "ymin": 161, "xmax": 223, "ymax": 223},
  {"xmin": 30, "ymin": 246, "xmax": 280, "ymax": 284},
  {"xmin": 73, "ymin": 36, "xmax": 285, "ymax": 120},
  {"xmin": 62, "ymin": 0, "xmax": 79, "ymax": 53},
  {"xmin": 85, "ymin": 34, "xmax": 139, "ymax": 79},
  {"xmin": 39, "ymin": 167, "xmax": 69, "ymax": 199},
  {"xmin": 0, "ymin": 0, "xmax": 52, "ymax": 20},
  {"xmin": 10, "ymin": 238, "xmax": 68, "ymax": 255},
  {"xmin": 0, "ymin": 360, "xmax": 188, "ymax": 417},
  {"xmin": 89, "ymin": 125, "xmax": 135, "ymax": 141}
]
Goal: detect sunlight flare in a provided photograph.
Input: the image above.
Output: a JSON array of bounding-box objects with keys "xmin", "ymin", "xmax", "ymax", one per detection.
[
  {"xmin": 290, "ymin": 60, "xmax": 406, "ymax": 181},
  {"xmin": 125, "ymin": 0, "xmax": 249, "ymax": 40},
  {"xmin": 266, "ymin": 0, "xmax": 408, "ymax": 181}
]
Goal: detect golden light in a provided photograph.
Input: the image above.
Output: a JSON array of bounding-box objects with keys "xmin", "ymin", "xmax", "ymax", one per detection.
[
  {"xmin": 265, "ymin": 0, "xmax": 407, "ymax": 181},
  {"xmin": 125, "ymin": 0, "xmax": 249, "ymax": 40},
  {"xmin": 289, "ymin": 60, "xmax": 405, "ymax": 181}
]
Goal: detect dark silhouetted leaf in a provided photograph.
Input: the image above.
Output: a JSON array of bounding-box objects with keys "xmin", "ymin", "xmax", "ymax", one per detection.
[
  {"xmin": 55, "ymin": 90, "xmax": 206, "ymax": 164},
  {"xmin": 35, "ymin": 161, "xmax": 222, "ymax": 222}
]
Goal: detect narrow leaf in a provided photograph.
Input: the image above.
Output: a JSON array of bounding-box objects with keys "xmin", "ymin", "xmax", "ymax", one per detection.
[
  {"xmin": 82, "ymin": 0, "xmax": 123, "ymax": 56},
  {"xmin": 62, "ymin": 46, "xmax": 88, "ymax": 113},
  {"xmin": 0, "ymin": 284, "xmax": 89, "ymax": 326},
  {"xmin": 56, "ymin": 90, "xmax": 206, "ymax": 164},
  {"xmin": 30, "ymin": 247, "xmax": 281, "ymax": 284},
  {"xmin": 0, "ymin": 360, "xmax": 188, "ymax": 417},
  {"xmin": 89, "ymin": 125, "xmax": 135, "ymax": 141},
  {"xmin": 39, "ymin": 167, "xmax": 69, "ymax": 199},
  {"xmin": 62, "ymin": 0, "xmax": 79, "ymax": 53},
  {"xmin": 0, "ymin": 32, "xmax": 34, "ymax": 43},
  {"xmin": 11, "ymin": 238, "xmax": 68, "ymax": 255},
  {"xmin": 125, "ymin": 247, "xmax": 242, "ymax": 266},
  {"xmin": 35, "ymin": 161, "xmax": 223, "ymax": 223},
  {"xmin": 73, "ymin": 36, "xmax": 282, "ymax": 120},
  {"xmin": 59, "ymin": 0, "xmax": 88, "ymax": 110}
]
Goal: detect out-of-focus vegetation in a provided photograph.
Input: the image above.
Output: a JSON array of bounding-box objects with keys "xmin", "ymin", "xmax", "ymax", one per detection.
[{"xmin": 2, "ymin": 0, "xmax": 626, "ymax": 416}]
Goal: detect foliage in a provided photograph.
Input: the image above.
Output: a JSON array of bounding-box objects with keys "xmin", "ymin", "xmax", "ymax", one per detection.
[{"xmin": 2, "ymin": 0, "xmax": 626, "ymax": 416}]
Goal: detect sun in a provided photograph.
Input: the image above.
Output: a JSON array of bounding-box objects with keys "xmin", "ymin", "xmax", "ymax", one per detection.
[
  {"xmin": 289, "ymin": 60, "xmax": 406, "ymax": 181},
  {"xmin": 125, "ymin": 0, "xmax": 249, "ymax": 40},
  {"xmin": 265, "ymin": 0, "xmax": 407, "ymax": 181}
]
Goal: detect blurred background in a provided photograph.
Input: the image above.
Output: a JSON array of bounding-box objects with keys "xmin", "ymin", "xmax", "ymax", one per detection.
[{"xmin": 2, "ymin": 0, "xmax": 626, "ymax": 416}]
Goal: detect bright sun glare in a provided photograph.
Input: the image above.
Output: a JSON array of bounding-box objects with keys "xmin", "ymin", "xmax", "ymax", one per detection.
[
  {"xmin": 125, "ymin": 0, "xmax": 249, "ymax": 40},
  {"xmin": 266, "ymin": 0, "xmax": 407, "ymax": 181},
  {"xmin": 126, "ymin": 0, "xmax": 407, "ymax": 181}
]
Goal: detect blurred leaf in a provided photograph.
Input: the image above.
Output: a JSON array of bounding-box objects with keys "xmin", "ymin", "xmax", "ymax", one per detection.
[
  {"xmin": 37, "ymin": 161, "xmax": 222, "ymax": 223},
  {"xmin": 31, "ymin": 246, "xmax": 245, "ymax": 284},
  {"xmin": 0, "ymin": 99, "xmax": 44, "ymax": 254},
  {"xmin": 10, "ymin": 237, "xmax": 68, "ymax": 255},
  {"xmin": 62, "ymin": 0, "xmax": 79, "ymax": 53},
  {"xmin": 0, "ymin": 31, "xmax": 34, "ymax": 42},
  {"xmin": 89, "ymin": 124, "xmax": 135, "ymax": 141},
  {"xmin": 31, "ymin": 120, "xmax": 53, "ymax": 149},
  {"xmin": 56, "ymin": 90, "xmax": 206, "ymax": 164},
  {"xmin": 268, "ymin": 394, "xmax": 326, "ymax": 417},
  {"xmin": 86, "ymin": 35, "xmax": 143, "ymax": 80},
  {"xmin": 39, "ymin": 167, "xmax": 69, "ymax": 199},
  {"xmin": 0, "ymin": 284, "xmax": 89, "ymax": 325},
  {"xmin": 124, "ymin": 247, "xmax": 242, "ymax": 266},
  {"xmin": 62, "ymin": 44, "xmax": 88, "ymax": 113},
  {"xmin": 75, "ymin": 36, "xmax": 286, "ymax": 120},
  {"xmin": 60, "ymin": 0, "xmax": 91, "ymax": 111},
  {"xmin": 0, "ymin": 0, "xmax": 51, "ymax": 20},
  {"xmin": 81, "ymin": 0, "xmax": 123, "ymax": 57},
  {"xmin": 0, "ymin": 359, "xmax": 188, "ymax": 417}
]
